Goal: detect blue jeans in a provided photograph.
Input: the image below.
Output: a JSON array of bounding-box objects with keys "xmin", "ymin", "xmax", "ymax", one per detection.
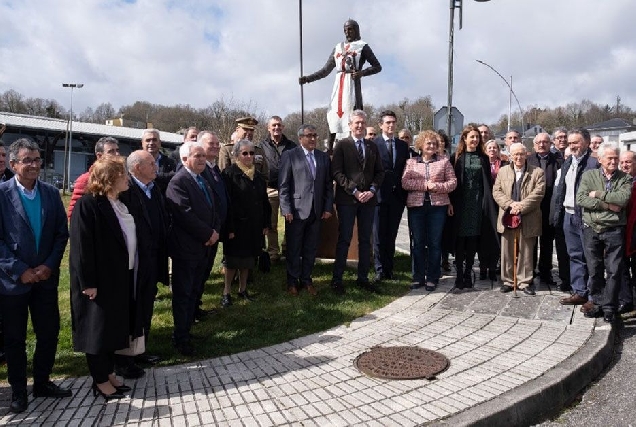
[
  {"xmin": 582, "ymin": 226, "xmax": 624, "ymax": 313},
  {"xmin": 563, "ymin": 212, "xmax": 589, "ymax": 298},
  {"xmin": 408, "ymin": 203, "xmax": 447, "ymax": 284}
]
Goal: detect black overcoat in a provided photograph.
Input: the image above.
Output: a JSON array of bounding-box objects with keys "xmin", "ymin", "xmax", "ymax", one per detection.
[
  {"xmin": 222, "ymin": 163, "xmax": 272, "ymax": 258},
  {"xmin": 69, "ymin": 194, "xmax": 132, "ymax": 354}
]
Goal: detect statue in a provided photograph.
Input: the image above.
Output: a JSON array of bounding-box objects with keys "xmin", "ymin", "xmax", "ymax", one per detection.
[{"xmin": 299, "ymin": 19, "xmax": 382, "ymax": 152}]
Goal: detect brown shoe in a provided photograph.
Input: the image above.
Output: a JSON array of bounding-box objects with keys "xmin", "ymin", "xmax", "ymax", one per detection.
[
  {"xmin": 580, "ymin": 301, "xmax": 595, "ymax": 313},
  {"xmin": 560, "ymin": 294, "xmax": 587, "ymax": 305},
  {"xmin": 288, "ymin": 286, "xmax": 298, "ymax": 296},
  {"xmin": 306, "ymin": 284, "xmax": 318, "ymax": 296}
]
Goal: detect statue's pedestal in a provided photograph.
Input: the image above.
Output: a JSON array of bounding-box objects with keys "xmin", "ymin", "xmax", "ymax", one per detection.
[{"xmin": 317, "ymin": 205, "xmax": 360, "ymax": 261}]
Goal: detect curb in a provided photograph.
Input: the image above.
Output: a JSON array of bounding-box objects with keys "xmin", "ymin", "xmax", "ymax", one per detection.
[{"xmin": 430, "ymin": 319, "xmax": 615, "ymax": 427}]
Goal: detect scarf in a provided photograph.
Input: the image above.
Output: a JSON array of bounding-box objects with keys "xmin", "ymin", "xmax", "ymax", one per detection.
[{"xmin": 236, "ymin": 161, "xmax": 255, "ymax": 181}]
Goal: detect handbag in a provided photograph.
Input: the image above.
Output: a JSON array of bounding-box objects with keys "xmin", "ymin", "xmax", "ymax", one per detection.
[
  {"xmin": 502, "ymin": 210, "xmax": 522, "ymax": 229},
  {"xmin": 114, "ymin": 335, "xmax": 146, "ymax": 357},
  {"xmin": 258, "ymin": 250, "xmax": 271, "ymax": 273}
]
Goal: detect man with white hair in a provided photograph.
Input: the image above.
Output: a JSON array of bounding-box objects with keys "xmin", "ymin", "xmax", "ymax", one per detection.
[
  {"xmin": 141, "ymin": 129, "xmax": 176, "ymax": 194},
  {"xmin": 493, "ymin": 143, "xmax": 545, "ymax": 295},
  {"xmin": 576, "ymin": 143, "xmax": 631, "ymax": 322}
]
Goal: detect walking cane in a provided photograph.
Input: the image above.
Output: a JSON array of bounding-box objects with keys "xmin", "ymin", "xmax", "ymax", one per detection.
[{"xmin": 513, "ymin": 228, "xmax": 520, "ymax": 298}]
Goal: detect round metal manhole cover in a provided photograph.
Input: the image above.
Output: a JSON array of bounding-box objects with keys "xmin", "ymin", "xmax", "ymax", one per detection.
[{"xmin": 354, "ymin": 346, "xmax": 450, "ymax": 380}]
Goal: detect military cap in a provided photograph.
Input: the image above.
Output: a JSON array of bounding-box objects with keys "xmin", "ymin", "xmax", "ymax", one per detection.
[{"xmin": 235, "ymin": 117, "xmax": 259, "ymax": 130}]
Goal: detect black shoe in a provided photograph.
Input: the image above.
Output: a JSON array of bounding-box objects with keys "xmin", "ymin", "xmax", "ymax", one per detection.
[
  {"xmin": 441, "ymin": 260, "xmax": 451, "ymax": 272},
  {"xmin": 238, "ymin": 290, "xmax": 255, "ymax": 301},
  {"xmin": 559, "ymin": 282, "xmax": 572, "ymax": 293},
  {"xmin": 114, "ymin": 363, "xmax": 145, "ymax": 379},
  {"xmin": 221, "ymin": 294, "xmax": 232, "ymax": 308},
  {"xmin": 92, "ymin": 383, "xmax": 124, "ymax": 400},
  {"xmin": 603, "ymin": 312, "xmax": 616, "ymax": 323},
  {"xmin": 424, "ymin": 283, "xmax": 437, "ymax": 292},
  {"xmin": 523, "ymin": 285, "xmax": 536, "ymax": 296},
  {"xmin": 409, "ymin": 282, "xmax": 424, "ymax": 290},
  {"xmin": 32, "ymin": 381, "xmax": 73, "ymax": 398},
  {"xmin": 618, "ymin": 303, "xmax": 634, "ymax": 314},
  {"xmin": 9, "ymin": 390, "xmax": 28, "ymax": 413},
  {"xmin": 135, "ymin": 353, "xmax": 161, "ymax": 365},
  {"xmin": 357, "ymin": 279, "xmax": 381, "ymax": 294},
  {"xmin": 584, "ymin": 306, "xmax": 602, "ymax": 318},
  {"xmin": 500, "ymin": 285, "xmax": 513, "ymax": 293},
  {"xmin": 479, "ymin": 269, "xmax": 487, "ymax": 280},
  {"xmin": 331, "ymin": 279, "xmax": 345, "ymax": 295},
  {"xmin": 195, "ymin": 308, "xmax": 216, "ymax": 322},
  {"xmin": 174, "ymin": 341, "xmax": 195, "ymax": 356},
  {"xmin": 114, "ymin": 384, "xmax": 132, "ymax": 393}
]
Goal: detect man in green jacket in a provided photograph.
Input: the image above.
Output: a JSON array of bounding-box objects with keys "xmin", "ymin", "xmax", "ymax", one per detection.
[{"xmin": 576, "ymin": 143, "xmax": 632, "ymax": 322}]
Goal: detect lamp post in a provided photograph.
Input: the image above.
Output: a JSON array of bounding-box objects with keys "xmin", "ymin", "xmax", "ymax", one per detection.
[
  {"xmin": 475, "ymin": 59, "xmax": 524, "ymax": 133},
  {"xmin": 446, "ymin": 0, "xmax": 490, "ymax": 139},
  {"xmin": 62, "ymin": 83, "xmax": 83, "ymax": 193}
]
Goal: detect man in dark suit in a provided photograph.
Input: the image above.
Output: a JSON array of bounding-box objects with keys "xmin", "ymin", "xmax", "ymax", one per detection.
[
  {"xmin": 142, "ymin": 129, "xmax": 176, "ymax": 194},
  {"xmin": 331, "ymin": 110, "xmax": 384, "ymax": 294},
  {"xmin": 195, "ymin": 131, "xmax": 229, "ymax": 319},
  {"xmin": 117, "ymin": 149, "xmax": 169, "ymax": 374},
  {"xmin": 165, "ymin": 142, "xmax": 220, "ymax": 356},
  {"xmin": 279, "ymin": 124, "xmax": 334, "ymax": 295},
  {"xmin": 0, "ymin": 138, "xmax": 70, "ymax": 413},
  {"xmin": 372, "ymin": 110, "xmax": 408, "ymax": 282},
  {"xmin": 0, "ymin": 140, "xmax": 15, "ymax": 182},
  {"xmin": 527, "ymin": 132, "xmax": 564, "ymax": 287}
]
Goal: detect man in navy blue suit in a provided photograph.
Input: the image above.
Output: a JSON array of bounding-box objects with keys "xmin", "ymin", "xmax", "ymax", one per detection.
[
  {"xmin": 372, "ymin": 110, "xmax": 409, "ymax": 282},
  {"xmin": 0, "ymin": 138, "xmax": 70, "ymax": 413},
  {"xmin": 279, "ymin": 124, "xmax": 333, "ymax": 295},
  {"xmin": 166, "ymin": 141, "xmax": 220, "ymax": 356}
]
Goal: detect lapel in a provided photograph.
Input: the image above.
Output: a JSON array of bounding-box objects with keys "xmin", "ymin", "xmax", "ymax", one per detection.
[
  {"xmin": 96, "ymin": 196, "xmax": 127, "ymax": 250},
  {"xmin": 36, "ymin": 181, "xmax": 50, "ymax": 231},
  {"xmin": 7, "ymin": 179, "xmax": 30, "ymax": 229},
  {"xmin": 130, "ymin": 179, "xmax": 152, "ymax": 228},
  {"xmin": 186, "ymin": 171, "xmax": 213, "ymax": 211},
  {"xmin": 298, "ymin": 147, "xmax": 315, "ymax": 180}
]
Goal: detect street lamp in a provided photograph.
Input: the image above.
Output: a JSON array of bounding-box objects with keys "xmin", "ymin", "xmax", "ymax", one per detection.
[
  {"xmin": 62, "ymin": 83, "xmax": 83, "ymax": 193},
  {"xmin": 446, "ymin": 0, "xmax": 490, "ymax": 139},
  {"xmin": 475, "ymin": 59, "xmax": 524, "ymax": 133}
]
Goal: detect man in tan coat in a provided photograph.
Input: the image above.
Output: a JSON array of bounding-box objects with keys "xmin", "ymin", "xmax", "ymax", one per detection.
[{"xmin": 493, "ymin": 143, "xmax": 546, "ymax": 295}]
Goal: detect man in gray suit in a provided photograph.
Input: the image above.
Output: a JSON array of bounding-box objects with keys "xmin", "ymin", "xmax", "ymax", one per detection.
[{"xmin": 279, "ymin": 124, "xmax": 333, "ymax": 296}]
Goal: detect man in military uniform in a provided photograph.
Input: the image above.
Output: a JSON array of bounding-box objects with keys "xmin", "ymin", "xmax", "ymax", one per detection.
[{"xmin": 218, "ymin": 117, "xmax": 269, "ymax": 180}]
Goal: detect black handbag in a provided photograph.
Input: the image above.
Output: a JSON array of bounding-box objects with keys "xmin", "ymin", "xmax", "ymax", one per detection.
[{"xmin": 258, "ymin": 250, "xmax": 271, "ymax": 273}]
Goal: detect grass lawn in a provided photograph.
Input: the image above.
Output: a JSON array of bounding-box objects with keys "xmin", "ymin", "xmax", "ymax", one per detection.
[{"xmin": 0, "ymin": 194, "xmax": 412, "ymax": 381}]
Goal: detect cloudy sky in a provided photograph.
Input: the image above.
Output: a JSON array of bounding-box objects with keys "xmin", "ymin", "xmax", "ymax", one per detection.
[{"xmin": 1, "ymin": 0, "xmax": 634, "ymax": 127}]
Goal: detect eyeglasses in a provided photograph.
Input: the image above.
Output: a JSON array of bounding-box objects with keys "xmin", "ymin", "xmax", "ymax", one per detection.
[
  {"xmin": 144, "ymin": 138, "xmax": 158, "ymax": 142},
  {"xmin": 367, "ymin": 133, "xmax": 376, "ymax": 137},
  {"xmin": 15, "ymin": 157, "xmax": 42, "ymax": 165},
  {"xmin": 241, "ymin": 151, "xmax": 255, "ymax": 156},
  {"xmin": 302, "ymin": 133, "xmax": 318, "ymax": 138}
]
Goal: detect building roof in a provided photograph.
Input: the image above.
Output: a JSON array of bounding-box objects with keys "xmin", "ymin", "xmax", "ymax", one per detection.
[
  {"xmin": 0, "ymin": 111, "xmax": 183, "ymax": 145},
  {"xmin": 586, "ymin": 118, "xmax": 634, "ymax": 131}
]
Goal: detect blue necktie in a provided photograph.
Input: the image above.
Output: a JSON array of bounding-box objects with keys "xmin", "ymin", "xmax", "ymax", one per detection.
[
  {"xmin": 308, "ymin": 152, "xmax": 316, "ymax": 179},
  {"xmin": 196, "ymin": 175, "xmax": 213, "ymax": 207}
]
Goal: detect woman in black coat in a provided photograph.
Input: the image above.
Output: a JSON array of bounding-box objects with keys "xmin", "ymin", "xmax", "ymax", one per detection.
[
  {"xmin": 447, "ymin": 125, "xmax": 499, "ymax": 290},
  {"xmin": 69, "ymin": 156, "xmax": 137, "ymax": 400},
  {"xmin": 221, "ymin": 139, "xmax": 271, "ymax": 308}
]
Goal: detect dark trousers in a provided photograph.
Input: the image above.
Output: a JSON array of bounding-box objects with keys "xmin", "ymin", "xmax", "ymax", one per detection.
[
  {"xmin": 373, "ymin": 201, "xmax": 405, "ymax": 277},
  {"xmin": 619, "ymin": 254, "xmax": 635, "ymax": 306},
  {"xmin": 285, "ymin": 210, "xmax": 321, "ymax": 285},
  {"xmin": 197, "ymin": 242, "xmax": 219, "ymax": 309},
  {"xmin": 455, "ymin": 236, "xmax": 478, "ymax": 273},
  {"xmin": 86, "ymin": 352, "xmax": 115, "ymax": 384},
  {"xmin": 582, "ymin": 226, "xmax": 624, "ymax": 313},
  {"xmin": 536, "ymin": 221, "xmax": 556, "ymax": 279},
  {"xmin": 140, "ymin": 253, "xmax": 159, "ymax": 342},
  {"xmin": 333, "ymin": 203, "xmax": 375, "ymax": 282},
  {"xmin": 0, "ymin": 286, "xmax": 60, "ymax": 393},
  {"xmin": 172, "ymin": 255, "xmax": 210, "ymax": 344},
  {"xmin": 408, "ymin": 203, "xmax": 447, "ymax": 284},
  {"xmin": 554, "ymin": 225, "xmax": 570, "ymax": 286},
  {"xmin": 563, "ymin": 212, "xmax": 588, "ymax": 298}
]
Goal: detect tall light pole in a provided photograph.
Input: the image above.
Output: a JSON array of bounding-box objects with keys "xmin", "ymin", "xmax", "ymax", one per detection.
[
  {"xmin": 446, "ymin": 0, "xmax": 490, "ymax": 138},
  {"xmin": 475, "ymin": 59, "xmax": 524, "ymax": 133},
  {"xmin": 62, "ymin": 83, "xmax": 83, "ymax": 193}
]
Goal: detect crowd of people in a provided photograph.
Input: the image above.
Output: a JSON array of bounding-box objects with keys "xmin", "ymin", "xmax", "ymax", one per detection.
[{"xmin": 1, "ymin": 111, "xmax": 634, "ymax": 414}]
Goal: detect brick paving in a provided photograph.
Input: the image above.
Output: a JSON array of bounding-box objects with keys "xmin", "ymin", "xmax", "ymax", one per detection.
[{"xmin": 0, "ymin": 214, "xmax": 605, "ymax": 426}]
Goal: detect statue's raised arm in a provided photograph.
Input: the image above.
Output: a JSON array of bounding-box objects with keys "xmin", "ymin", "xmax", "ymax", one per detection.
[{"xmin": 299, "ymin": 19, "xmax": 382, "ymax": 151}]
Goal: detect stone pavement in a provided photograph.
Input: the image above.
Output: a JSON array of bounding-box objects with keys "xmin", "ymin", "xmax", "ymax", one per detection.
[{"xmin": 0, "ymin": 215, "xmax": 614, "ymax": 426}]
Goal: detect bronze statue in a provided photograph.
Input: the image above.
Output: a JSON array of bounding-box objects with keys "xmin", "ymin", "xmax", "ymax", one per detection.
[{"xmin": 299, "ymin": 19, "xmax": 382, "ymax": 151}]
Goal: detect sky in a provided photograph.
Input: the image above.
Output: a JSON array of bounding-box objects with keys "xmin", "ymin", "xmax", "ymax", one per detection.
[{"xmin": 1, "ymin": 0, "xmax": 635, "ymax": 127}]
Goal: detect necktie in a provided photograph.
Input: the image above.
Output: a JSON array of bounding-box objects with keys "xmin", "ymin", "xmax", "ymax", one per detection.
[
  {"xmin": 308, "ymin": 151, "xmax": 316, "ymax": 179},
  {"xmin": 196, "ymin": 175, "xmax": 213, "ymax": 207},
  {"xmin": 387, "ymin": 138, "xmax": 394, "ymax": 167},
  {"xmin": 357, "ymin": 140, "xmax": 364, "ymax": 164}
]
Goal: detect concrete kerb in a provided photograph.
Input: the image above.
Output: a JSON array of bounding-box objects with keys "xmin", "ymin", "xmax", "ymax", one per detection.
[{"xmin": 431, "ymin": 319, "xmax": 615, "ymax": 427}]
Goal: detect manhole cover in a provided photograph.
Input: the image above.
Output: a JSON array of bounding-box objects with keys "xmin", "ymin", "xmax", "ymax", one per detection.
[{"xmin": 354, "ymin": 346, "xmax": 449, "ymax": 380}]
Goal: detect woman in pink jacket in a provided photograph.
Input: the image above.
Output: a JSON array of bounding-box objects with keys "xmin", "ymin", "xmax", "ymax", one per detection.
[{"xmin": 402, "ymin": 130, "xmax": 457, "ymax": 291}]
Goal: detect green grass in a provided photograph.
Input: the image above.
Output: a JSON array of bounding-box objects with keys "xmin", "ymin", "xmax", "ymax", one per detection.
[{"xmin": 0, "ymin": 194, "xmax": 412, "ymax": 381}]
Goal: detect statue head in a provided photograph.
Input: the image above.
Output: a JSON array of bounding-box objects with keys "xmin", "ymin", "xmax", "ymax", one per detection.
[{"xmin": 344, "ymin": 19, "xmax": 361, "ymax": 42}]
